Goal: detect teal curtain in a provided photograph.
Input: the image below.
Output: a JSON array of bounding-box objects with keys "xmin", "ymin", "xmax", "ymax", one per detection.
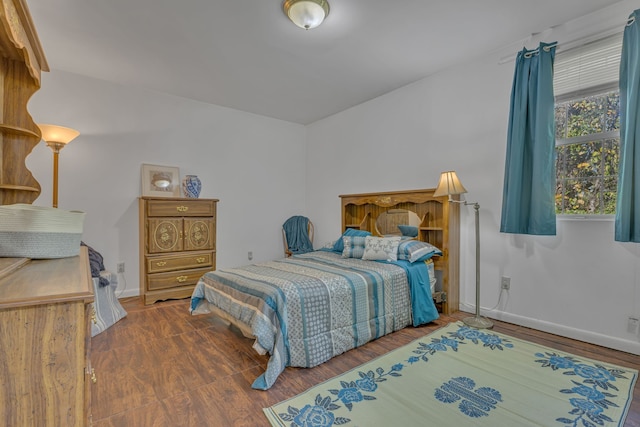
[
  {"xmin": 615, "ymin": 10, "xmax": 640, "ymax": 243},
  {"xmin": 500, "ymin": 42, "xmax": 557, "ymax": 235}
]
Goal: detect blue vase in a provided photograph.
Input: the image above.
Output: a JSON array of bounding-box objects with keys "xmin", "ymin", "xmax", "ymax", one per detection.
[{"xmin": 183, "ymin": 175, "xmax": 201, "ymax": 198}]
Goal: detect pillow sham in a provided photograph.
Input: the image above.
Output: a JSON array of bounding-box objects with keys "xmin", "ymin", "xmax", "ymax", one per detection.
[
  {"xmin": 397, "ymin": 224, "xmax": 419, "ymax": 237},
  {"xmin": 362, "ymin": 236, "xmax": 402, "ymax": 261},
  {"xmin": 342, "ymin": 235, "xmax": 367, "ymax": 258},
  {"xmin": 332, "ymin": 228, "xmax": 372, "ymax": 252},
  {"xmin": 397, "ymin": 240, "xmax": 442, "ymax": 263}
]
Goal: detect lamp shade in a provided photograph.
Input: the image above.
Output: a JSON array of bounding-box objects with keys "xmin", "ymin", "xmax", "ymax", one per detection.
[
  {"xmin": 38, "ymin": 124, "xmax": 80, "ymax": 145},
  {"xmin": 433, "ymin": 171, "xmax": 468, "ymax": 197},
  {"xmin": 37, "ymin": 123, "xmax": 80, "ymax": 208},
  {"xmin": 283, "ymin": 0, "xmax": 329, "ymax": 30}
]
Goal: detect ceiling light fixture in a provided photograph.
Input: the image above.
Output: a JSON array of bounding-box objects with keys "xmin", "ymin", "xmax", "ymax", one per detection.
[{"xmin": 283, "ymin": 0, "xmax": 330, "ymax": 30}]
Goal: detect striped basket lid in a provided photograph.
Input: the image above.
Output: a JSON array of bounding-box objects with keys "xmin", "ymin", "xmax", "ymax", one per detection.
[{"xmin": 0, "ymin": 204, "xmax": 85, "ymax": 233}]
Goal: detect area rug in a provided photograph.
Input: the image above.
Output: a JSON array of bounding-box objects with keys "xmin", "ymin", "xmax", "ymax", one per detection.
[{"xmin": 264, "ymin": 322, "xmax": 637, "ymax": 427}]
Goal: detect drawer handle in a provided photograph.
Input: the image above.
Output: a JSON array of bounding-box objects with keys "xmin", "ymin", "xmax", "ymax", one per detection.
[
  {"xmin": 177, "ymin": 206, "xmax": 189, "ymax": 212},
  {"xmin": 91, "ymin": 307, "xmax": 97, "ymax": 324},
  {"xmin": 156, "ymin": 261, "xmax": 167, "ymax": 267},
  {"xmin": 176, "ymin": 275, "xmax": 188, "ymax": 283},
  {"xmin": 196, "ymin": 257, "xmax": 206, "ymax": 263},
  {"xmin": 88, "ymin": 368, "xmax": 97, "ymax": 384}
]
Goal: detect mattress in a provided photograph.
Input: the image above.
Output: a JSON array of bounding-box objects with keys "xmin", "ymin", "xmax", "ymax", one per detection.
[{"xmin": 190, "ymin": 250, "xmax": 438, "ymax": 389}]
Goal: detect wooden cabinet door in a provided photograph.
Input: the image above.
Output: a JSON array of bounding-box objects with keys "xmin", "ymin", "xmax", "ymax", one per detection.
[
  {"xmin": 183, "ymin": 218, "xmax": 215, "ymax": 251},
  {"xmin": 85, "ymin": 303, "xmax": 93, "ymax": 425},
  {"xmin": 148, "ymin": 218, "xmax": 184, "ymax": 253}
]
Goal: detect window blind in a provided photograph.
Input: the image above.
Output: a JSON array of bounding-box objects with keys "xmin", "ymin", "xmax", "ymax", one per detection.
[{"xmin": 554, "ymin": 32, "xmax": 623, "ymax": 97}]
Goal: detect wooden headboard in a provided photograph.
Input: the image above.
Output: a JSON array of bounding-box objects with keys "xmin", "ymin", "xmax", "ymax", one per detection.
[{"xmin": 339, "ymin": 188, "xmax": 459, "ymax": 314}]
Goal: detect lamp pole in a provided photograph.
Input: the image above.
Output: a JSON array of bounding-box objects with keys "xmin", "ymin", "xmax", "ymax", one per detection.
[
  {"xmin": 46, "ymin": 141, "xmax": 65, "ymax": 208},
  {"xmin": 462, "ymin": 200, "xmax": 493, "ymax": 329}
]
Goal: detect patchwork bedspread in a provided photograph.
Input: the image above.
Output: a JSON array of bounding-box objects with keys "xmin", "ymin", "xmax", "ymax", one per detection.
[{"xmin": 190, "ymin": 251, "xmax": 438, "ymax": 390}]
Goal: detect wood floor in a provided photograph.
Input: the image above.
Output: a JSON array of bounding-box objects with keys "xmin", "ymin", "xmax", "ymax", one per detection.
[{"xmin": 91, "ymin": 297, "xmax": 640, "ymax": 426}]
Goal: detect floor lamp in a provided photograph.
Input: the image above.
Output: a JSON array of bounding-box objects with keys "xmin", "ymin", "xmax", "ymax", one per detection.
[
  {"xmin": 37, "ymin": 124, "xmax": 80, "ymax": 208},
  {"xmin": 433, "ymin": 171, "xmax": 493, "ymax": 329}
]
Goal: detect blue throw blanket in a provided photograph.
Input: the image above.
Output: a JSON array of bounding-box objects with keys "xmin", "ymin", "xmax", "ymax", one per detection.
[
  {"xmin": 81, "ymin": 241, "xmax": 110, "ymax": 287},
  {"xmin": 283, "ymin": 215, "xmax": 313, "ymax": 254}
]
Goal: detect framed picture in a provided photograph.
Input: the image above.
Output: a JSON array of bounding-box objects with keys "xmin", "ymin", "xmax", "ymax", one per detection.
[{"xmin": 141, "ymin": 164, "xmax": 180, "ymax": 197}]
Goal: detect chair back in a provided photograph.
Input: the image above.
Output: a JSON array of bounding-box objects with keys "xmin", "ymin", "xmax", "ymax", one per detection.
[{"xmin": 282, "ymin": 216, "xmax": 314, "ymax": 257}]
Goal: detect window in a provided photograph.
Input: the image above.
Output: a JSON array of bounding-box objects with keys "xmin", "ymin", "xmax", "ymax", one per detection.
[
  {"xmin": 554, "ymin": 90, "xmax": 619, "ymax": 215},
  {"xmin": 553, "ymin": 33, "xmax": 622, "ymax": 216}
]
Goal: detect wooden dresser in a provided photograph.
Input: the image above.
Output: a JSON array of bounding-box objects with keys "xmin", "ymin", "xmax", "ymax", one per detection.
[
  {"xmin": 0, "ymin": 247, "xmax": 94, "ymax": 426},
  {"xmin": 139, "ymin": 197, "xmax": 218, "ymax": 305}
]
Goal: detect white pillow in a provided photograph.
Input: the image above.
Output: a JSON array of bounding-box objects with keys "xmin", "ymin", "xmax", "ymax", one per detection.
[{"xmin": 362, "ymin": 236, "xmax": 402, "ymax": 261}]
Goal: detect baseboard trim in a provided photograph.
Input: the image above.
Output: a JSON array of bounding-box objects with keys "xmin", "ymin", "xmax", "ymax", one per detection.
[
  {"xmin": 116, "ymin": 288, "xmax": 139, "ymax": 299},
  {"xmin": 459, "ymin": 303, "xmax": 640, "ymax": 356}
]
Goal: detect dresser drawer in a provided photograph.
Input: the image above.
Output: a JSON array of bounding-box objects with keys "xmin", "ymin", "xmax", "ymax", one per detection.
[
  {"xmin": 147, "ymin": 199, "xmax": 216, "ymax": 217},
  {"xmin": 146, "ymin": 267, "xmax": 211, "ymax": 291},
  {"xmin": 147, "ymin": 251, "xmax": 214, "ymax": 273}
]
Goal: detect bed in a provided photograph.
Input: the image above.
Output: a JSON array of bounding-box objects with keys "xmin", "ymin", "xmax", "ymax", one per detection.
[{"xmin": 189, "ymin": 188, "xmax": 460, "ymax": 390}]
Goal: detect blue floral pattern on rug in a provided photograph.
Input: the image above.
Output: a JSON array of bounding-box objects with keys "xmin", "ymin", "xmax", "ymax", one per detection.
[
  {"xmin": 277, "ymin": 325, "xmax": 511, "ymax": 426},
  {"xmin": 274, "ymin": 325, "xmax": 632, "ymax": 427},
  {"xmin": 534, "ymin": 352, "xmax": 630, "ymax": 426},
  {"xmin": 435, "ymin": 377, "xmax": 502, "ymax": 418}
]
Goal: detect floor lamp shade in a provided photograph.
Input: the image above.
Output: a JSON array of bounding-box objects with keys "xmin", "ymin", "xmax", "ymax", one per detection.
[
  {"xmin": 433, "ymin": 171, "xmax": 468, "ymax": 197},
  {"xmin": 37, "ymin": 124, "xmax": 80, "ymax": 208},
  {"xmin": 434, "ymin": 171, "xmax": 493, "ymax": 329}
]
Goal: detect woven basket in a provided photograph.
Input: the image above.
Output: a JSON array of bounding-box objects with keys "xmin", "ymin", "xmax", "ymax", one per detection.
[{"xmin": 0, "ymin": 204, "xmax": 85, "ymax": 258}]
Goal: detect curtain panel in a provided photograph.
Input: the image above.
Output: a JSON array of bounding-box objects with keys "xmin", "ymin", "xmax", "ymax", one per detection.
[
  {"xmin": 500, "ymin": 42, "xmax": 557, "ymax": 235},
  {"xmin": 615, "ymin": 9, "xmax": 640, "ymax": 243}
]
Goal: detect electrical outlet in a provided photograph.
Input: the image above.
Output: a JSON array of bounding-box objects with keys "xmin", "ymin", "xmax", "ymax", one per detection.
[
  {"xmin": 627, "ymin": 317, "xmax": 639, "ymax": 334},
  {"xmin": 117, "ymin": 262, "xmax": 125, "ymax": 273},
  {"xmin": 248, "ymin": 251, "xmax": 253, "ymax": 261},
  {"xmin": 501, "ymin": 276, "xmax": 511, "ymax": 290}
]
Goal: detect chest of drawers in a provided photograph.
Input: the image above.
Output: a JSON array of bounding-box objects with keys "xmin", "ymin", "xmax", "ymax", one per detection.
[{"xmin": 139, "ymin": 197, "xmax": 218, "ymax": 305}]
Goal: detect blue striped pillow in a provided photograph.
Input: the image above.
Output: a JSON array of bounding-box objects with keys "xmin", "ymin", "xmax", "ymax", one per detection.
[
  {"xmin": 332, "ymin": 228, "xmax": 372, "ymax": 252},
  {"xmin": 342, "ymin": 235, "xmax": 367, "ymax": 258},
  {"xmin": 397, "ymin": 240, "xmax": 442, "ymax": 263}
]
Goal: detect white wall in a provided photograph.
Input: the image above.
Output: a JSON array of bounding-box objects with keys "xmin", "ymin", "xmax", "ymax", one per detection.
[
  {"xmin": 27, "ymin": 71, "xmax": 307, "ymax": 297},
  {"xmin": 24, "ymin": 1, "xmax": 640, "ymax": 354},
  {"xmin": 306, "ymin": 1, "xmax": 640, "ymax": 354}
]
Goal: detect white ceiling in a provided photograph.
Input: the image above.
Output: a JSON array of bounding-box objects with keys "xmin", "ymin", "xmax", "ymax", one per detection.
[{"xmin": 28, "ymin": 0, "xmax": 622, "ymax": 125}]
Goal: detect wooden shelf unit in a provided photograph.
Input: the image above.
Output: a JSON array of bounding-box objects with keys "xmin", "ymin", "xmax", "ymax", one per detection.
[
  {"xmin": 139, "ymin": 197, "xmax": 218, "ymax": 305},
  {"xmin": 340, "ymin": 188, "xmax": 460, "ymax": 314},
  {"xmin": 0, "ymin": 0, "xmax": 49, "ymax": 205}
]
